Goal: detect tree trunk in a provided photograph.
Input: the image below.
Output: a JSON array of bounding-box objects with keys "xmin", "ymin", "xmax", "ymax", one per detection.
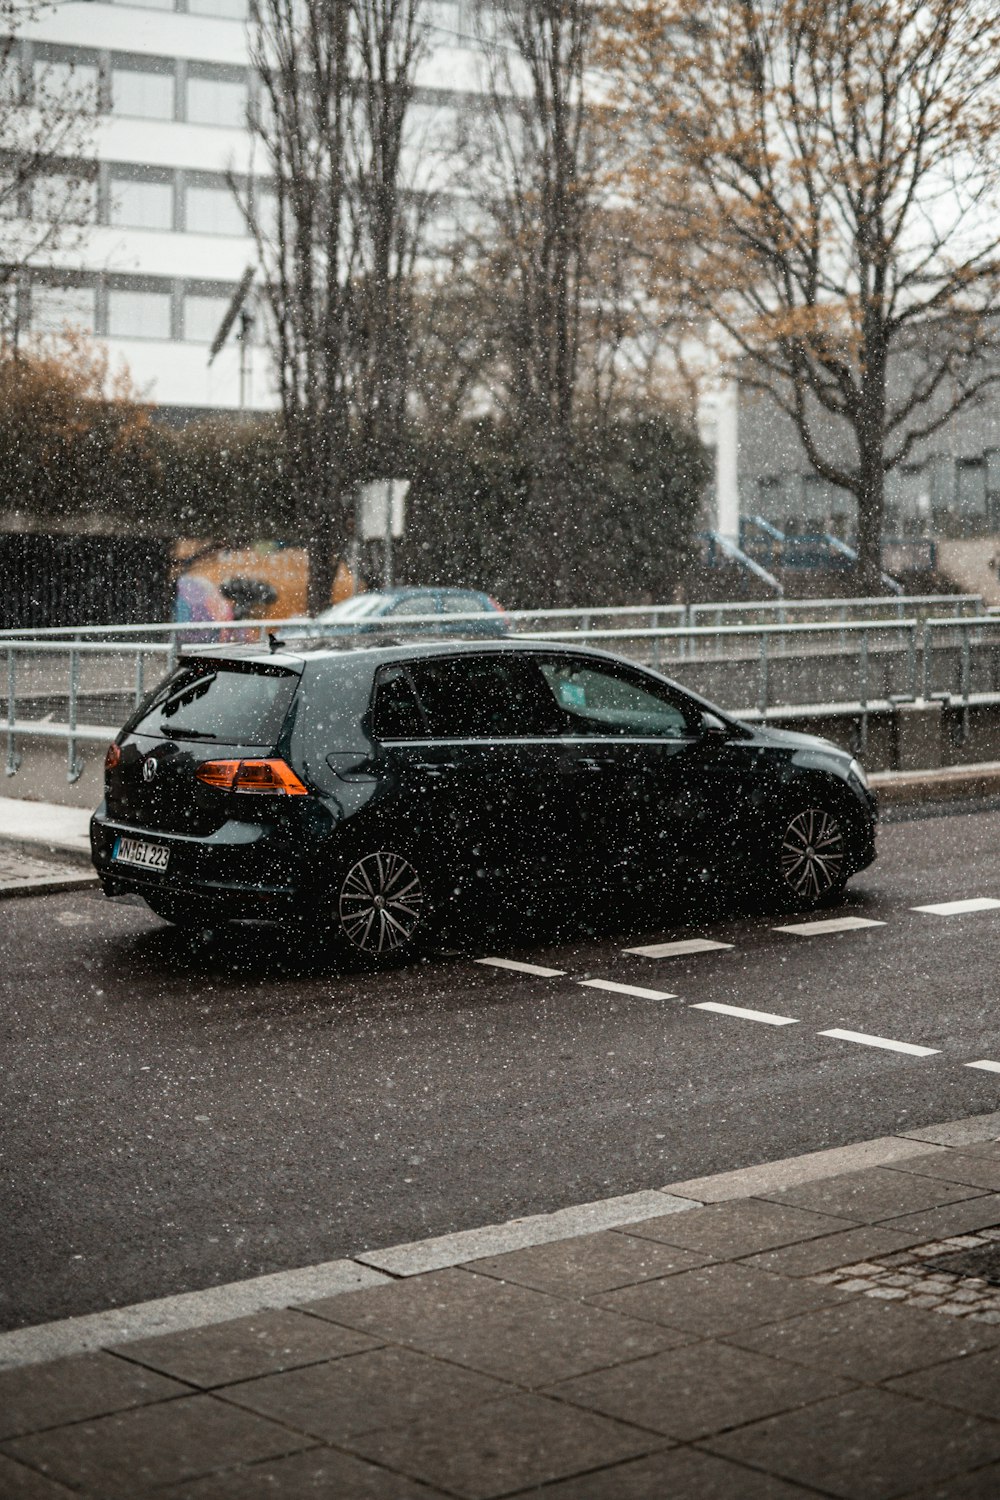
[
  {"xmin": 855, "ymin": 460, "xmax": 885, "ymax": 595},
  {"xmin": 306, "ymin": 536, "xmax": 340, "ymax": 615}
]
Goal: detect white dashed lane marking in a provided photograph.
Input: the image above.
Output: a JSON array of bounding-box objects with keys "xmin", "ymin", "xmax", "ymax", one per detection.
[
  {"xmin": 623, "ymin": 938, "xmax": 734, "ymax": 958},
  {"xmin": 689, "ymin": 1001, "xmax": 799, "ymax": 1027},
  {"xmin": 773, "ymin": 916, "xmax": 886, "ymax": 936},
  {"xmin": 818, "ymin": 1028, "xmax": 939, "ymax": 1057},
  {"xmin": 911, "ymin": 898, "xmax": 1000, "ymax": 916},
  {"xmin": 476, "ymin": 897, "xmax": 1000, "ymax": 1070},
  {"xmin": 578, "ymin": 979, "xmax": 678, "ymax": 1001},
  {"xmin": 476, "ymin": 958, "xmax": 566, "ymax": 977}
]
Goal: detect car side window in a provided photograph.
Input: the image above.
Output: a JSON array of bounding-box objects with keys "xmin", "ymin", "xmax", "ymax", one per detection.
[
  {"xmin": 386, "ymin": 595, "xmax": 439, "ymax": 617},
  {"xmin": 370, "ymin": 667, "xmax": 427, "ymax": 740},
  {"xmin": 439, "ymin": 593, "xmax": 482, "ymax": 614},
  {"xmin": 539, "ymin": 661, "xmax": 694, "ymax": 739},
  {"xmin": 407, "ymin": 655, "xmax": 561, "ymax": 738}
]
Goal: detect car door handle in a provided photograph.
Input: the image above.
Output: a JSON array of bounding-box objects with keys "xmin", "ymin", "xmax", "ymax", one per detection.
[
  {"xmin": 413, "ymin": 762, "xmax": 454, "ymax": 778},
  {"xmin": 573, "ymin": 757, "xmax": 606, "ymax": 773}
]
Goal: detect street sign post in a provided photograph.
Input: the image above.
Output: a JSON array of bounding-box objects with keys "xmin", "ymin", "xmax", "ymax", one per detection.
[{"xmin": 358, "ymin": 479, "xmax": 409, "ymax": 586}]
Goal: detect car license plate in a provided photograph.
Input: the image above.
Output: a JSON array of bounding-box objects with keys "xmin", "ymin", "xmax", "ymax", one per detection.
[{"xmin": 113, "ymin": 836, "xmax": 170, "ymax": 872}]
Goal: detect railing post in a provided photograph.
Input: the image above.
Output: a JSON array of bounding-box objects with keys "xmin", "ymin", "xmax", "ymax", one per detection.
[
  {"xmin": 858, "ymin": 629, "xmax": 870, "ymax": 756},
  {"xmin": 5, "ymin": 647, "xmax": 19, "ymax": 777},
  {"xmin": 922, "ymin": 620, "xmax": 932, "ymax": 701},
  {"xmin": 758, "ymin": 631, "xmax": 769, "ymax": 718},
  {"xmin": 961, "ymin": 622, "xmax": 971, "ymax": 742},
  {"xmin": 907, "ymin": 621, "xmax": 918, "ymax": 700},
  {"xmin": 133, "ymin": 649, "xmax": 146, "ymax": 709},
  {"xmin": 67, "ymin": 646, "xmax": 83, "ymax": 783}
]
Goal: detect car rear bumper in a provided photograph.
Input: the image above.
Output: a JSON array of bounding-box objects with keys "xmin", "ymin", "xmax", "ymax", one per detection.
[{"xmin": 90, "ymin": 806, "xmax": 309, "ymax": 918}]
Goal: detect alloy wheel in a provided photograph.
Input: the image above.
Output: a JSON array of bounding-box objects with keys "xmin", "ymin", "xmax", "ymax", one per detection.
[
  {"xmin": 338, "ymin": 850, "xmax": 427, "ymax": 955},
  {"xmin": 780, "ymin": 807, "xmax": 845, "ymax": 902}
]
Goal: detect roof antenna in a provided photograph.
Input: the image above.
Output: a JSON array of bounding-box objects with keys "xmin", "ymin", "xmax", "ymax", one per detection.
[{"xmin": 267, "ymin": 631, "xmax": 284, "ymax": 655}]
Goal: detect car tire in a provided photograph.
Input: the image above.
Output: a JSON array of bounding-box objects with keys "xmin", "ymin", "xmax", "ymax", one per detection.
[
  {"xmin": 326, "ymin": 843, "xmax": 441, "ymax": 966},
  {"xmin": 769, "ymin": 798, "xmax": 849, "ymax": 910}
]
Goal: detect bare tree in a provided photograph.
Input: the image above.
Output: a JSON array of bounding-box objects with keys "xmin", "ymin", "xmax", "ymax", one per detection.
[
  {"xmin": 450, "ymin": 0, "xmax": 612, "ymax": 601},
  {"xmin": 473, "ymin": 0, "xmax": 594, "ymax": 452},
  {"xmin": 243, "ymin": 0, "xmax": 430, "ymax": 609},
  {"xmin": 349, "ymin": 0, "xmax": 429, "ymax": 478},
  {"xmin": 0, "ymin": 1, "xmax": 97, "ymax": 341},
  {"xmin": 606, "ymin": 0, "xmax": 1000, "ymax": 589},
  {"xmin": 244, "ymin": 0, "xmax": 353, "ymax": 613}
]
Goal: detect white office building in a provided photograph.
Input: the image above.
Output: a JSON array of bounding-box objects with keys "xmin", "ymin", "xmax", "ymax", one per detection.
[{"xmin": 13, "ymin": 0, "xmax": 484, "ymax": 416}]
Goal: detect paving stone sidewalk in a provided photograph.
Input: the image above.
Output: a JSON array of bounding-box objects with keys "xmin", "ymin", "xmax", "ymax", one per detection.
[
  {"xmin": 6, "ymin": 1115, "xmax": 1000, "ymax": 1497},
  {"xmin": 0, "ymin": 846, "xmax": 97, "ymax": 898}
]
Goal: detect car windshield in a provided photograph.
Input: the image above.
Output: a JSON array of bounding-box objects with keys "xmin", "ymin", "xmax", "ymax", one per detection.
[
  {"xmin": 315, "ymin": 595, "xmax": 387, "ymax": 623},
  {"xmin": 127, "ymin": 661, "xmax": 299, "ymax": 745}
]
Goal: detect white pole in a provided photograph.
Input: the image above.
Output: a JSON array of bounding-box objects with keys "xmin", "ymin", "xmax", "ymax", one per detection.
[
  {"xmin": 383, "ymin": 479, "xmax": 393, "ymax": 587},
  {"xmin": 716, "ymin": 380, "xmax": 740, "ymax": 543}
]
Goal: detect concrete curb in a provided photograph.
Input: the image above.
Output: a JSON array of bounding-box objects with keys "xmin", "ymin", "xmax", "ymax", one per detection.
[
  {"xmin": 661, "ymin": 1132, "xmax": 954, "ymax": 1203},
  {"xmin": 870, "ymin": 759, "xmax": 1000, "ymax": 806},
  {"xmin": 4, "ymin": 1109, "xmax": 999, "ymax": 1371},
  {"xmin": 0, "ymin": 836, "xmax": 94, "ymax": 868},
  {"xmin": 0, "ymin": 871, "xmax": 99, "ymax": 898},
  {"xmin": 0, "ymin": 796, "xmax": 93, "ymax": 866},
  {"xmin": 354, "ymin": 1189, "xmax": 700, "ymax": 1278}
]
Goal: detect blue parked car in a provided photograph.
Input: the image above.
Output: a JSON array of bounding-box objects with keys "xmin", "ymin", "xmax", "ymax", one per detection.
[{"xmin": 313, "ymin": 587, "xmax": 509, "ymax": 638}]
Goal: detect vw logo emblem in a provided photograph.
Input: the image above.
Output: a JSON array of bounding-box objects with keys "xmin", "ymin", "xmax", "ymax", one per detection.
[{"xmin": 142, "ymin": 757, "xmax": 158, "ymax": 783}]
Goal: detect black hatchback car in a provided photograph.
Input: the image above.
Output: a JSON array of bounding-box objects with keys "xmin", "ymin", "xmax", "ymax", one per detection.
[{"xmin": 91, "ymin": 639, "xmax": 877, "ymax": 962}]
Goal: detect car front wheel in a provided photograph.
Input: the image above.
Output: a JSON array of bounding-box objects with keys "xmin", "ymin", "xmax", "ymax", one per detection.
[
  {"xmin": 774, "ymin": 802, "xmax": 848, "ymax": 908},
  {"xmin": 331, "ymin": 846, "xmax": 438, "ymax": 964}
]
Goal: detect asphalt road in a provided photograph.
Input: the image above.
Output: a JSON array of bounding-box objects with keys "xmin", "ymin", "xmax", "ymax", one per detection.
[{"xmin": 3, "ymin": 804, "xmax": 1000, "ymax": 1334}]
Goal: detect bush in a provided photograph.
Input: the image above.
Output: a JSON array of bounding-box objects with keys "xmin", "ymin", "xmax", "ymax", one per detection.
[{"xmin": 0, "ymin": 340, "xmax": 708, "ymax": 609}]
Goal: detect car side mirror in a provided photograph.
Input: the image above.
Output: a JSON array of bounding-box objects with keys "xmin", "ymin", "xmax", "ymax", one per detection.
[{"xmin": 701, "ymin": 710, "xmax": 728, "ymax": 738}]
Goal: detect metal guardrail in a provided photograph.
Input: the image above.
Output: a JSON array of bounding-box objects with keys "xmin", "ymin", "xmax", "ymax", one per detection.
[
  {"xmin": 4, "ymin": 639, "xmax": 171, "ymax": 781},
  {"xmin": 687, "ymin": 594, "xmax": 980, "ymax": 629},
  {"xmin": 921, "ymin": 616, "xmax": 1000, "ymax": 742},
  {"xmin": 1, "ymin": 612, "xmax": 945, "ymax": 778},
  {"xmin": 2, "ymin": 596, "xmax": 994, "ymax": 781},
  {"xmin": 0, "ymin": 593, "xmax": 978, "ymax": 645}
]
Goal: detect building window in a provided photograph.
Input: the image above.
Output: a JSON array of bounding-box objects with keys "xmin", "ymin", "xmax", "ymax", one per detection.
[
  {"xmin": 109, "ymin": 176, "xmax": 174, "ymax": 231},
  {"xmin": 183, "ymin": 291, "xmax": 233, "ymax": 344},
  {"xmin": 33, "ymin": 171, "xmax": 98, "ymax": 223},
  {"xmin": 185, "ymin": 182, "xmax": 245, "ymax": 236},
  {"xmin": 186, "ymin": 73, "xmax": 247, "ymax": 129},
  {"xmin": 107, "ymin": 287, "xmax": 172, "ymax": 340},
  {"xmin": 251, "ymin": 187, "xmax": 277, "ymax": 240},
  {"xmin": 188, "ymin": 0, "xmax": 249, "ymax": 17},
  {"xmin": 0, "ymin": 52, "xmax": 23, "ymax": 107},
  {"xmin": 184, "ymin": 288, "xmax": 263, "ymax": 345},
  {"xmin": 33, "ymin": 56, "xmax": 99, "ymax": 109},
  {"xmin": 31, "ymin": 283, "xmax": 97, "ymax": 336},
  {"xmin": 112, "ymin": 65, "xmax": 175, "ymax": 120}
]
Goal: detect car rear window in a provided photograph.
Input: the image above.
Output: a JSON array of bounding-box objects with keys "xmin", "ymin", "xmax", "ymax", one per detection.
[{"xmin": 127, "ymin": 660, "xmax": 299, "ymax": 745}]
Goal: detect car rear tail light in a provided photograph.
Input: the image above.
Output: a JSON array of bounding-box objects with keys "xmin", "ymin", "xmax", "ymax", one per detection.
[
  {"xmin": 105, "ymin": 742, "xmax": 121, "ymax": 772},
  {"xmin": 195, "ymin": 758, "xmax": 309, "ymax": 795}
]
